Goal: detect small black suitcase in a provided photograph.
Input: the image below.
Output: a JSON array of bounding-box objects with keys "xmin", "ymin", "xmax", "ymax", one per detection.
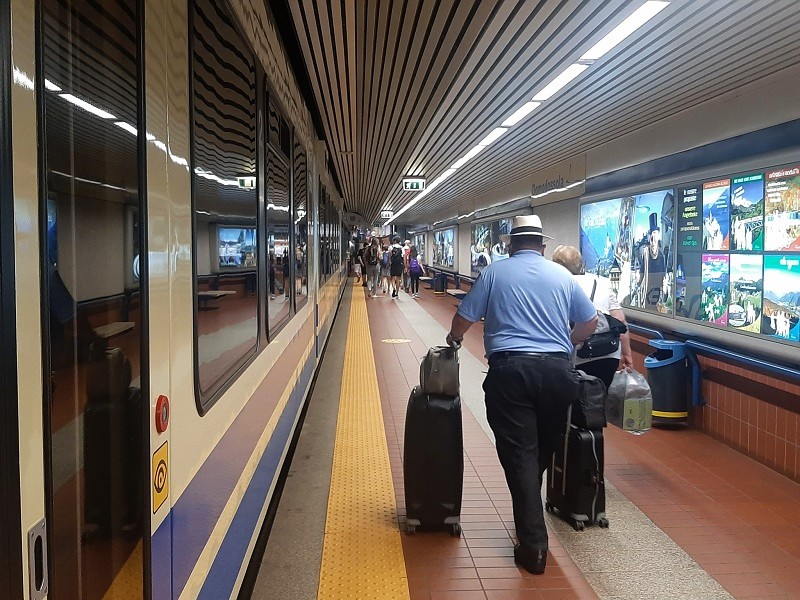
[
  {"xmin": 545, "ymin": 413, "xmax": 608, "ymax": 531},
  {"xmin": 433, "ymin": 273, "xmax": 447, "ymax": 295},
  {"xmin": 403, "ymin": 385, "xmax": 463, "ymax": 536}
]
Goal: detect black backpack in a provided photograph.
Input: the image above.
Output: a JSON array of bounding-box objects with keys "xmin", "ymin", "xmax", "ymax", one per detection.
[{"xmin": 391, "ymin": 246, "xmax": 403, "ymax": 266}]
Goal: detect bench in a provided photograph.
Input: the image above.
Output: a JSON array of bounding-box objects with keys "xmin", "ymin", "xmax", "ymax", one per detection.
[
  {"xmin": 198, "ymin": 290, "xmax": 236, "ymax": 310},
  {"xmin": 420, "ymin": 276, "xmax": 433, "ymax": 289},
  {"xmin": 94, "ymin": 321, "xmax": 135, "ymax": 340},
  {"xmin": 446, "ymin": 289, "xmax": 467, "ymax": 300}
]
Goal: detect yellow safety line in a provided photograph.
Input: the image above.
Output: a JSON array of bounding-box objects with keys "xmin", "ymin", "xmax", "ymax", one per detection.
[
  {"xmin": 652, "ymin": 410, "xmax": 689, "ymax": 418},
  {"xmin": 101, "ymin": 541, "xmax": 143, "ymax": 600},
  {"xmin": 318, "ymin": 284, "xmax": 410, "ymax": 600}
]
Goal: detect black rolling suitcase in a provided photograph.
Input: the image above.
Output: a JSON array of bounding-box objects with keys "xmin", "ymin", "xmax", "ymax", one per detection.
[
  {"xmin": 403, "ymin": 385, "xmax": 463, "ymax": 535},
  {"xmin": 83, "ymin": 348, "xmax": 142, "ymax": 539},
  {"xmin": 545, "ymin": 407, "xmax": 609, "ymax": 531}
]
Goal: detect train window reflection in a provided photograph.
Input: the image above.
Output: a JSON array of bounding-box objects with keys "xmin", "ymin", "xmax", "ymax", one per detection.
[
  {"xmin": 192, "ymin": 0, "xmax": 258, "ymax": 398},
  {"xmin": 294, "ymin": 144, "xmax": 308, "ymax": 309},
  {"xmin": 266, "ymin": 102, "xmax": 292, "ymax": 332},
  {"xmin": 39, "ymin": 0, "xmax": 144, "ymax": 597}
]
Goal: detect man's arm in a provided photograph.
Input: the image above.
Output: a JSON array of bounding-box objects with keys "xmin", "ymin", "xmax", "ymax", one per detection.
[
  {"xmin": 447, "ymin": 313, "xmax": 473, "ymax": 346},
  {"xmin": 610, "ymin": 308, "xmax": 633, "ymax": 369},
  {"xmin": 570, "ymin": 315, "xmax": 598, "ymax": 346}
]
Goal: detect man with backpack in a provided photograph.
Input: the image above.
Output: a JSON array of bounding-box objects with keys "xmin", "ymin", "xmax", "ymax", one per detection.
[{"xmin": 389, "ymin": 237, "xmax": 405, "ymax": 298}]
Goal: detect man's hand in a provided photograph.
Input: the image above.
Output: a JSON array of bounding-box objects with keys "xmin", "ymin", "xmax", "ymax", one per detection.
[{"xmin": 446, "ymin": 332, "xmax": 462, "ymax": 348}]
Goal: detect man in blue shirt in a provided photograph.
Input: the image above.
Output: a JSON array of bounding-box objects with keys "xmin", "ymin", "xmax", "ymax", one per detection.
[{"xmin": 446, "ymin": 215, "xmax": 597, "ymax": 574}]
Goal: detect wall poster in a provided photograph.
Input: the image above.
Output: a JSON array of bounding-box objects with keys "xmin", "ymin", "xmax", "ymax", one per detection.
[
  {"xmin": 413, "ymin": 233, "xmax": 426, "ymax": 265},
  {"xmin": 470, "ymin": 218, "xmax": 511, "ymax": 277},
  {"xmin": 581, "ymin": 161, "xmax": 800, "ymax": 350},
  {"xmin": 432, "ymin": 227, "xmax": 455, "ymax": 269}
]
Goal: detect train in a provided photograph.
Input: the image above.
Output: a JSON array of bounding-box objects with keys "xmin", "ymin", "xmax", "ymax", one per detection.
[{"xmin": 0, "ymin": 0, "xmax": 350, "ymax": 598}]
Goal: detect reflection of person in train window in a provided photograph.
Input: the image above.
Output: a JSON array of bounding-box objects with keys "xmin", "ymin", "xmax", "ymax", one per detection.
[
  {"xmin": 637, "ymin": 213, "xmax": 666, "ymax": 309},
  {"xmin": 269, "ymin": 254, "xmax": 276, "ymax": 300},
  {"xmin": 48, "ymin": 263, "xmax": 106, "ymax": 368}
]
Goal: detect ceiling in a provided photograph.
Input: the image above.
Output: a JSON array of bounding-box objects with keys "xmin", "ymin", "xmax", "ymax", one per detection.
[{"xmin": 287, "ymin": 0, "xmax": 800, "ymax": 225}]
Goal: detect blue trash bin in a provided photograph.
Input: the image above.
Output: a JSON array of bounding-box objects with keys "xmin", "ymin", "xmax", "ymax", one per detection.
[{"xmin": 644, "ymin": 339, "xmax": 689, "ymax": 424}]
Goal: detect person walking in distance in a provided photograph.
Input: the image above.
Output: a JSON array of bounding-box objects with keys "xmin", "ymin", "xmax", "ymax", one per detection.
[
  {"xmin": 389, "ymin": 237, "xmax": 404, "ymax": 298},
  {"xmin": 365, "ymin": 238, "xmax": 381, "ymax": 298},
  {"xmin": 445, "ymin": 215, "xmax": 597, "ymax": 574},
  {"xmin": 402, "ymin": 239, "xmax": 412, "ymax": 291},
  {"xmin": 407, "ymin": 245, "xmax": 425, "ymax": 298}
]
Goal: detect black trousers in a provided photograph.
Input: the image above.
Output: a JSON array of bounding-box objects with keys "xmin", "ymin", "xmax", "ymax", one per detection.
[{"xmin": 483, "ymin": 354, "xmax": 579, "ymax": 550}]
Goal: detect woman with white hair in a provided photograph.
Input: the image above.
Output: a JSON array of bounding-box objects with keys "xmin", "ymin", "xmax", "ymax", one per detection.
[{"xmin": 552, "ymin": 245, "xmax": 633, "ymax": 388}]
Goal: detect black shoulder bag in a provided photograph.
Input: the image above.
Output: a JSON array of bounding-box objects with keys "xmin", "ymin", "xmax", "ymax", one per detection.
[{"xmin": 576, "ymin": 279, "xmax": 628, "ymax": 360}]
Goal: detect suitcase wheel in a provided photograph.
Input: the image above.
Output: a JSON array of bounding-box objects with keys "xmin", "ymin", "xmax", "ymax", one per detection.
[
  {"xmin": 573, "ymin": 520, "xmax": 585, "ymax": 532},
  {"xmin": 597, "ymin": 517, "xmax": 610, "ymax": 528},
  {"xmin": 449, "ymin": 523, "xmax": 462, "ymax": 537}
]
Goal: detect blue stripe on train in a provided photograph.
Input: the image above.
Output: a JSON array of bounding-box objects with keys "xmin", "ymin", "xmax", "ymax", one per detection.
[
  {"xmin": 151, "ymin": 512, "xmax": 172, "ymax": 600},
  {"xmin": 197, "ymin": 354, "xmax": 316, "ymax": 598}
]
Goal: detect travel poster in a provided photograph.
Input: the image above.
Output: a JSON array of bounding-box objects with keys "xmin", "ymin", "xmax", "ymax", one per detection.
[
  {"xmin": 580, "ymin": 198, "xmax": 621, "ymax": 278},
  {"xmin": 764, "ymin": 165, "xmax": 800, "ymax": 251},
  {"xmin": 730, "ymin": 173, "xmax": 764, "ymax": 251},
  {"xmin": 413, "ymin": 233, "xmax": 426, "ymax": 264},
  {"xmin": 728, "ymin": 254, "xmax": 762, "ymax": 333},
  {"xmin": 675, "ymin": 252, "xmax": 702, "ymax": 320},
  {"xmin": 677, "ymin": 184, "xmax": 702, "ymax": 251},
  {"xmin": 470, "ymin": 219, "xmax": 511, "ymax": 276},
  {"xmin": 762, "ymin": 254, "xmax": 800, "ymax": 341},
  {"xmin": 700, "ymin": 254, "xmax": 729, "ymax": 326},
  {"xmin": 218, "ymin": 227, "xmax": 256, "ymax": 268},
  {"xmin": 702, "ymin": 179, "xmax": 730, "ymax": 250},
  {"xmin": 433, "ymin": 227, "xmax": 455, "ymax": 269},
  {"xmin": 625, "ymin": 190, "xmax": 675, "ymax": 314}
]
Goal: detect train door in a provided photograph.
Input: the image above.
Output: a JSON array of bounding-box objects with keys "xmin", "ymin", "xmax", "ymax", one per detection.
[
  {"xmin": 1, "ymin": 1, "xmax": 24, "ymax": 598},
  {"xmin": 37, "ymin": 0, "xmax": 148, "ymax": 598}
]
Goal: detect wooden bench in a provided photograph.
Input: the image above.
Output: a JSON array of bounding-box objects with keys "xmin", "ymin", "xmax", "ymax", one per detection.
[
  {"xmin": 94, "ymin": 321, "xmax": 135, "ymax": 340},
  {"xmin": 198, "ymin": 290, "xmax": 236, "ymax": 310},
  {"xmin": 420, "ymin": 276, "xmax": 433, "ymax": 289},
  {"xmin": 446, "ymin": 289, "xmax": 467, "ymax": 300}
]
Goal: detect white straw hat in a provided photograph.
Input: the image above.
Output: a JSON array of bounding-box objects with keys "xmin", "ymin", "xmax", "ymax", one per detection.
[{"xmin": 499, "ymin": 214, "xmax": 553, "ymax": 243}]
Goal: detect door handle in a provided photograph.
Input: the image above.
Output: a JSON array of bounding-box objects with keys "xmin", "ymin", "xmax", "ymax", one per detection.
[{"xmin": 28, "ymin": 518, "xmax": 48, "ymax": 599}]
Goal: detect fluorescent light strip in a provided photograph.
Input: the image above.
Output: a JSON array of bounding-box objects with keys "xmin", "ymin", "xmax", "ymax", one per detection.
[
  {"xmin": 115, "ymin": 121, "xmax": 138, "ymax": 136},
  {"xmin": 477, "ymin": 127, "xmax": 508, "ymax": 146},
  {"xmin": 581, "ymin": 1, "xmax": 670, "ymax": 61},
  {"xmin": 44, "ymin": 79, "xmax": 62, "ymax": 92},
  {"xmin": 60, "ymin": 93, "xmax": 116, "ymax": 119},
  {"xmin": 531, "ymin": 64, "xmax": 589, "ymax": 102},
  {"xmin": 501, "ymin": 102, "xmax": 541, "ymax": 127},
  {"xmin": 451, "ymin": 145, "xmax": 487, "ymax": 169}
]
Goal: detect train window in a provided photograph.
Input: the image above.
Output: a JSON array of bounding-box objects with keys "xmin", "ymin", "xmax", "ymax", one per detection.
[
  {"xmin": 294, "ymin": 143, "xmax": 309, "ymax": 310},
  {"xmin": 266, "ymin": 98, "xmax": 292, "ymax": 332},
  {"xmin": 318, "ymin": 183, "xmax": 327, "ymax": 285},
  {"xmin": 39, "ymin": 0, "xmax": 145, "ymax": 597},
  {"xmin": 191, "ymin": 0, "xmax": 258, "ymax": 401}
]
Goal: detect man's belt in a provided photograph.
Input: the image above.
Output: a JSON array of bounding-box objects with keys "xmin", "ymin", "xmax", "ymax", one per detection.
[{"xmin": 489, "ymin": 351, "xmax": 571, "ymax": 364}]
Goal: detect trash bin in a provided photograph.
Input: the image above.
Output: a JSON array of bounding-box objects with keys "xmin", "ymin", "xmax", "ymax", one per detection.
[
  {"xmin": 644, "ymin": 339, "xmax": 689, "ymax": 424},
  {"xmin": 433, "ymin": 273, "xmax": 447, "ymax": 295}
]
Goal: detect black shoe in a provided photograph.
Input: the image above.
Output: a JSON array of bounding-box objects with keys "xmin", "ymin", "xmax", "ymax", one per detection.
[{"xmin": 514, "ymin": 543, "xmax": 547, "ymax": 574}]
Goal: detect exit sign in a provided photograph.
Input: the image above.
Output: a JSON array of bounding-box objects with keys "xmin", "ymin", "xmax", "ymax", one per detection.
[
  {"xmin": 380, "ymin": 210, "xmax": 394, "ymax": 219},
  {"xmin": 402, "ymin": 177, "xmax": 426, "ymax": 192}
]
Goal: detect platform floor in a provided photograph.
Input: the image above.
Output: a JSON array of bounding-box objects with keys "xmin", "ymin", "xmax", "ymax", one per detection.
[{"xmin": 251, "ymin": 281, "xmax": 800, "ymax": 600}]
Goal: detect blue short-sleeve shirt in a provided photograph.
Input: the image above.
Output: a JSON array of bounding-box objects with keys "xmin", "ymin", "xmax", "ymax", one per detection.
[{"xmin": 458, "ymin": 250, "xmax": 596, "ymax": 356}]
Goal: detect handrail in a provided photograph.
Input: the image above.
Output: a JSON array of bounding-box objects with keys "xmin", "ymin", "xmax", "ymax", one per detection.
[
  {"xmin": 627, "ymin": 323, "xmax": 665, "ymax": 339},
  {"xmin": 685, "ymin": 340, "xmax": 800, "ymax": 383}
]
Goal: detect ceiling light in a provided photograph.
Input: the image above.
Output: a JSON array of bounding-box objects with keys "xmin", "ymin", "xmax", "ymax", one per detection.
[
  {"xmin": 532, "ymin": 64, "xmax": 589, "ymax": 101},
  {"xmin": 451, "ymin": 145, "xmax": 487, "ymax": 169},
  {"xmin": 60, "ymin": 93, "xmax": 116, "ymax": 119},
  {"xmin": 501, "ymin": 102, "xmax": 541, "ymax": 127},
  {"xmin": 477, "ymin": 127, "xmax": 508, "ymax": 146},
  {"xmin": 115, "ymin": 121, "xmax": 138, "ymax": 136},
  {"xmin": 44, "ymin": 79, "xmax": 62, "ymax": 92},
  {"xmin": 581, "ymin": 1, "xmax": 670, "ymax": 61}
]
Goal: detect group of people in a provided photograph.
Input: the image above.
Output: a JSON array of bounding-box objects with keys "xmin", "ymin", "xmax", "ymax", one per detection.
[
  {"xmin": 446, "ymin": 215, "xmax": 631, "ymax": 575},
  {"xmin": 353, "ymin": 237, "xmax": 426, "ymax": 299}
]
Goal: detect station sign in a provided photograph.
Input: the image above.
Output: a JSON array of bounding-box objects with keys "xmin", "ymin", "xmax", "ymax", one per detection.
[{"xmin": 402, "ymin": 177, "xmax": 426, "ymax": 192}]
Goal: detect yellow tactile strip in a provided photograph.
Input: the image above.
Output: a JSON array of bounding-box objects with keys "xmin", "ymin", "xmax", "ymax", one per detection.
[
  {"xmin": 318, "ymin": 284, "xmax": 410, "ymax": 600},
  {"xmin": 101, "ymin": 541, "xmax": 142, "ymax": 600}
]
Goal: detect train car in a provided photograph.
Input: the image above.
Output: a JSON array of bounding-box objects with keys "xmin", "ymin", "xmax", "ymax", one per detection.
[{"xmin": 1, "ymin": 0, "xmax": 348, "ymax": 598}]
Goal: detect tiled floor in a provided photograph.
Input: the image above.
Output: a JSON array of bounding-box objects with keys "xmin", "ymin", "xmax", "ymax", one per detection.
[{"xmin": 370, "ymin": 282, "xmax": 800, "ymax": 599}]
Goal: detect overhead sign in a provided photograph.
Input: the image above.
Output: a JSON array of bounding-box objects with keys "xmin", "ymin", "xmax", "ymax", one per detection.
[
  {"xmin": 237, "ymin": 176, "xmax": 256, "ymax": 189},
  {"xmin": 380, "ymin": 210, "xmax": 394, "ymax": 219},
  {"xmin": 402, "ymin": 177, "xmax": 426, "ymax": 192}
]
